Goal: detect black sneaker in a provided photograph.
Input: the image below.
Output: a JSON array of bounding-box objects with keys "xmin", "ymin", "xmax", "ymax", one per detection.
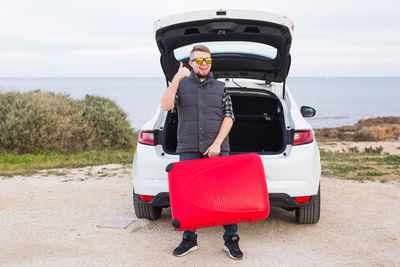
[
  {"xmin": 173, "ymin": 237, "xmax": 198, "ymax": 257},
  {"xmin": 223, "ymin": 235, "xmax": 243, "ymax": 260}
]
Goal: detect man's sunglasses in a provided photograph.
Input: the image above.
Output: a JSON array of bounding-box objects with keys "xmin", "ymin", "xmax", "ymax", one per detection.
[{"xmin": 191, "ymin": 57, "xmax": 212, "ymax": 65}]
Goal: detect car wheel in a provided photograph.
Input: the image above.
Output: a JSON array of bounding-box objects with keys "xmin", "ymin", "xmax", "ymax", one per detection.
[
  {"xmin": 133, "ymin": 190, "xmax": 162, "ymax": 220},
  {"xmin": 295, "ymin": 186, "xmax": 320, "ymax": 224}
]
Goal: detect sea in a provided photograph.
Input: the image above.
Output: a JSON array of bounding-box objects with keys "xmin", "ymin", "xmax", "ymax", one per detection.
[{"xmin": 0, "ymin": 77, "xmax": 399, "ymax": 130}]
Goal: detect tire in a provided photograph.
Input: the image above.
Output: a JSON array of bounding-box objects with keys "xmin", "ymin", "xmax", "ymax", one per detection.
[
  {"xmin": 295, "ymin": 186, "xmax": 320, "ymax": 224},
  {"xmin": 133, "ymin": 189, "xmax": 162, "ymax": 220}
]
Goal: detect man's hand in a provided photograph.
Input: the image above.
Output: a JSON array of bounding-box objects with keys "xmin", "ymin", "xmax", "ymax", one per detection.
[
  {"xmin": 161, "ymin": 62, "xmax": 190, "ymax": 111},
  {"xmin": 203, "ymin": 140, "xmax": 222, "ymax": 158},
  {"xmin": 174, "ymin": 62, "xmax": 190, "ymax": 81}
]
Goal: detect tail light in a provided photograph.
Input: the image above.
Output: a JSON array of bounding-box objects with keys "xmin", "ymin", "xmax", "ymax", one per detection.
[
  {"xmin": 293, "ymin": 130, "xmax": 313, "ymax": 146},
  {"xmin": 139, "ymin": 195, "xmax": 153, "ymax": 202},
  {"xmin": 138, "ymin": 130, "xmax": 155, "ymax": 146},
  {"xmin": 295, "ymin": 196, "xmax": 311, "ymax": 203}
]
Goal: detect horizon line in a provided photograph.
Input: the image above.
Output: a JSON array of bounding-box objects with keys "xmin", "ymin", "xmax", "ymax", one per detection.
[{"xmin": 0, "ymin": 76, "xmax": 400, "ymax": 79}]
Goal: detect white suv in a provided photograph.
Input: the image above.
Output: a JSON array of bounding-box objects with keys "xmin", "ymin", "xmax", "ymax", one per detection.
[{"xmin": 132, "ymin": 9, "xmax": 321, "ymax": 224}]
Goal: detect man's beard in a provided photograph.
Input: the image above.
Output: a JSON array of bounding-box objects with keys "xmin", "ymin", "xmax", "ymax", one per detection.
[{"xmin": 196, "ymin": 72, "xmax": 209, "ymax": 79}]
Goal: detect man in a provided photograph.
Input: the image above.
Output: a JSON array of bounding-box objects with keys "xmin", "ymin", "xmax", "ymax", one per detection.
[{"xmin": 160, "ymin": 45, "xmax": 243, "ymax": 259}]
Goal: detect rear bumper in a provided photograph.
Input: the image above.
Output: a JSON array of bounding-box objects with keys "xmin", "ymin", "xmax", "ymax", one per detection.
[
  {"xmin": 138, "ymin": 192, "xmax": 171, "ymax": 208},
  {"xmin": 269, "ymin": 193, "xmax": 318, "ymax": 208},
  {"xmin": 137, "ymin": 192, "xmax": 317, "ymax": 209},
  {"xmin": 133, "ymin": 142, "xmax": 321, "ymax": 197}
]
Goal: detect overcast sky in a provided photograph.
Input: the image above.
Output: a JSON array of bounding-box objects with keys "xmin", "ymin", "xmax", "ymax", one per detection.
[{"xmin": 1, "ymin": 0, "xmax": 399, "ymax": 77}]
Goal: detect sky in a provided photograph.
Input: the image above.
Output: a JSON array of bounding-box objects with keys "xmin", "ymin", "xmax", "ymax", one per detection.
[{"xmin": 0, "ymin": 0, "xmax": 399, "ymax": 77}]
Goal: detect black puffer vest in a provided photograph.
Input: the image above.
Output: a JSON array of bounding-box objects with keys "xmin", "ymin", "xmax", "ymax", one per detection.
[{"xmin": 176, "ymin": 71, "xmax": 230, "ymax": 154}]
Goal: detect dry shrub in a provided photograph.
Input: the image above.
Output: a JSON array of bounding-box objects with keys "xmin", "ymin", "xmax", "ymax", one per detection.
[
  {"xmin": 356, "ymin": 116, "xmax": 400, "ymax": 126},
  {"xmin": 315, "ymin": 128, "xmax": 339, "ymax": 140},
  {"xmin": 315, "ymin": 117, "xmax": 400, "ymax": 142},
  {"xmin": 354, "ymin": 125, "xmax": 400, "ymax": 141},
  {"xmin": 364, "ymin": 146, "xmax": 383, "ymax": 154},
  {"xmin": 0, "ymin": 90, "xmax": 135, "ymax": 153},
  {"xmin": 315, "ymin": 127, "xmax": 356, "ymax": 141}
]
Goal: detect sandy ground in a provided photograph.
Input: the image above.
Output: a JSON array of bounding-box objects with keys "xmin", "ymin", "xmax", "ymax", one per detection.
[
  {"xmin": 1, "ymin": 163, "xmax": 399, "ymax": 266},
  {"xmin": 319, "ymin": 141, "xmax": 400, "ymax": 155}
]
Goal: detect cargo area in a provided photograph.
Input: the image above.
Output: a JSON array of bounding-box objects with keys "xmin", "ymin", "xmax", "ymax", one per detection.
[{"xmin": 162, "ymin": 89, "xmax": 287, "ymax": 154}]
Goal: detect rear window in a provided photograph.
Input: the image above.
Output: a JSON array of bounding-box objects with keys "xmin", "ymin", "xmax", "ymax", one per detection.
[{"xmin": 173, "ymin": 41, "xmax": 277, "ymax": 61}]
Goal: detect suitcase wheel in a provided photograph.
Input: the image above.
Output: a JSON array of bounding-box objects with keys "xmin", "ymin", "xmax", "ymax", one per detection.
[
  {"xmin": 166, "ymin": 163, "xmax": 174, "ymax": 172},
  {"xmin": 172, "ymin": 219, "xmax": 181, "ymax": 229}
]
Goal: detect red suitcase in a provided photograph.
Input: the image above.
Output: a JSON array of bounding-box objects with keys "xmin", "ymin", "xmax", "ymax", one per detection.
[{"xmin": 166, "ymin": 153, "xmax": 270, "ymax": 231}]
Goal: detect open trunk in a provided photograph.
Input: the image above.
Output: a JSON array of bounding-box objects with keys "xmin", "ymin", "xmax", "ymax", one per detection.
[{"xmin": 162, "ymin": 88, "xmax": 287, "ymax": 154}]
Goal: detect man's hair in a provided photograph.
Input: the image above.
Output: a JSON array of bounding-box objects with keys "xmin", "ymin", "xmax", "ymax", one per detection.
[{"xmin": 190, "ymin": 45, "xmax": 211, "ymax": 58}]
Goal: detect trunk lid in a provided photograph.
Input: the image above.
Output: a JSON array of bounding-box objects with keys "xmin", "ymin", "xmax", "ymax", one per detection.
[{"xmin": 154, "ymin": 9, "xmax": 293, "ymax": 83}]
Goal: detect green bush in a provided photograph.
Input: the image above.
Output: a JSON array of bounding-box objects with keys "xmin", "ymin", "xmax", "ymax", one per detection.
[
  {"xmin": 81, "ymin": 95, "xmax": 135, "ymax": 150},
  {"xmin": 0, "ymin": 90, "xmax": 136, "ymax": 153}
]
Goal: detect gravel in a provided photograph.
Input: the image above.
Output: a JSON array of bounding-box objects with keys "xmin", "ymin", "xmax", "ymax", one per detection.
[{"xmin": 1, "ymin": 165, "xmax": 399, "ymax": 266}]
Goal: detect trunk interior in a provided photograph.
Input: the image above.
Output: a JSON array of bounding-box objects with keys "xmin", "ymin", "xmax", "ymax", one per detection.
[{"xmin": 162, "ymin": 88, "xmax": 287, "ymax": 154}]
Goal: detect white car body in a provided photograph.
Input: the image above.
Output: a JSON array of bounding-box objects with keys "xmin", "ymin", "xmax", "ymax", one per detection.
[
  {"xmin": 134, "ymin": 83, "xmax": 320, "ymax": 196},
  {"xmin": 132, "ymin": 9, "xmax": 321, "ymax": 224}
]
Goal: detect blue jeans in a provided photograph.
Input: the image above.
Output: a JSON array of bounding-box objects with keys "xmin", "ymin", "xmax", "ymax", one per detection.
[{"xmin": 179, "ymin": 152, "xmax": 238, "ymax": 241}]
